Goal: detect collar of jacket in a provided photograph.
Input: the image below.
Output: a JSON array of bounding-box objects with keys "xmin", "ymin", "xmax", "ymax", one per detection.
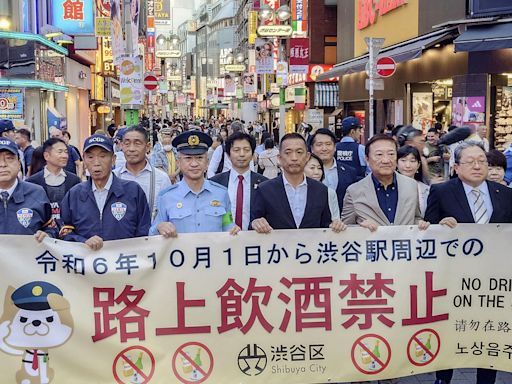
[{"xmin": 80, "ymin": 173, "xmax": 125, "ymax": 202}]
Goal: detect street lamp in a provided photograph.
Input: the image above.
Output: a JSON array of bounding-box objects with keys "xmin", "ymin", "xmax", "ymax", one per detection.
[
  {"xmin": 258, "ymin": 4, "xmax": 274, "ymax": 22},
  {"xmin": 235, "ymin": 52, "xmax": 245, "ymax": 63},
  {"xmin": 276, "ymin": 5, "xmax": 291, "ymax": 22}
]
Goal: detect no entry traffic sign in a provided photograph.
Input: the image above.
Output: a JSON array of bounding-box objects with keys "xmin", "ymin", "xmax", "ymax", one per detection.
[
  {"xmin": 376, "ymin": 57, "xmax": 396, "ymax": 78},
  {"xmin": 143, "ymin": 74, "xmax": 159, "ymax": 91}
]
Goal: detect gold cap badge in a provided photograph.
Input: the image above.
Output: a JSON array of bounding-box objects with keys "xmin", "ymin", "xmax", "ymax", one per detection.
[{"xmin": 188, "ymin": 135, "xmax": 200, "ymax": 146}]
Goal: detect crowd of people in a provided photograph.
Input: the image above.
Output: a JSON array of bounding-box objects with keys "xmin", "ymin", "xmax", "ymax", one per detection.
[{"xmin": 0, "ymin": 114, "xmax": 511, "ymax": 384}]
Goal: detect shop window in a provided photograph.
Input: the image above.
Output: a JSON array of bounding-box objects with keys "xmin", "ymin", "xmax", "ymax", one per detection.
[{"xmin": 324, "ymin": 36, "xmax": 337, "ymax": 64}]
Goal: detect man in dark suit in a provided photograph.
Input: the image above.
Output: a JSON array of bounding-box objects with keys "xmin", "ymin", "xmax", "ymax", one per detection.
[
  {"xmin": 250, "ymin": 133, "xmax": 345, "ymax": 233},
  {"xmin": 425, "ymin": 141, "xmax": 512, "ymax": 384},
  {"xmin": 210, "ymin": 131, "xmax": 267, "ymax": 230},
  {"xmin": 309, "ymin": 128, "xmax": 358, "ymax": 212}
]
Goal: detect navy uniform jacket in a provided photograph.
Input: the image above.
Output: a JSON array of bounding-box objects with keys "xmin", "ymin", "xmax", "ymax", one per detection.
[
  {"xmin": 250, "ymin": 175, "xmax": 331, "ymax": 229},
  {"xmin": 60, "ymin": 174, "xmax": 151, "ymax": 242},
  {"xmin": 0, "ymin": 181, "xmax": 55, "ymax": 236}
]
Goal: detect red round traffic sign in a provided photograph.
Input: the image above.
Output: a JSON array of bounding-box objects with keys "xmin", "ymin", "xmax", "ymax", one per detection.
[
  {"xmin": 376, "ymin": 57, "xmax": 396, "ymax": 78},
  {"xmin": 143, "ymin": 74, "xmax": 158, "ymax": 91}
]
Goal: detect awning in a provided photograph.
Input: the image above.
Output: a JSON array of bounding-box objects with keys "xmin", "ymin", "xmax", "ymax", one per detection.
[
  {"xmin": 314, "ymin": 83, "xmax": 339, "ymax": 107},
  {"xmin": 454, "ymin": 22, "xmax": 512, "ymax": 52},
  {"xmin": 330, "ymin": 108, "xmax": 343, "ymax": 116},
  {"xmin": 317, "ymin": 27, "xmax": 456, "ymax": 80}
]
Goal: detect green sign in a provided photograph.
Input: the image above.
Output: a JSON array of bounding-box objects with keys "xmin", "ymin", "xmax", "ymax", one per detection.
[{"xmin": 125, "ymin": 109, "xmax": 140, "ymax": 126}]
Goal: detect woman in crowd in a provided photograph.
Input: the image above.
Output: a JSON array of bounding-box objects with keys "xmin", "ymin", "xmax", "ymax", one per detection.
[
  {"xmin": 486, "ymin": 149, "xmax": 509, "ymax": 186},
  {"xmin": 397, "ymin": 145, "xmax": 430, "ymax": 217},
  {"xmin": 258, "ymin": 138, "xmax": 280, "ymax": 179},
  {"xmin": 303, "ymin": 153, "xmax": 340, "ymax": 220}
]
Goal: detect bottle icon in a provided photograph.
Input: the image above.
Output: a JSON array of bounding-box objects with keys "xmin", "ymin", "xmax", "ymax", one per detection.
[
  {"xmin": 191, "ymin": 348, "xmax": 204, "ymax": 381},
  {"xmin": 123, "ymin": 354, "xmax": 134, "ymax": 377},
  {"xmin": 422, "ymin": 334, "xmax": 432, "ymax": 362},
  {"xmin": 369, "ymin": 340, "xmax": 380, "ymax": 371},
  {"xmin": 360, "ymin": 343, "xmax": 371, "ymax": 365},
  {"xmin": 181, "ymin": 353, "xmax": 193, "ymax": 374}
]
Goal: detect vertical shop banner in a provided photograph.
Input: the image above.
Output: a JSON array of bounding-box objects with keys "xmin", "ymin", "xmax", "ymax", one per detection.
[
  {"xmin": 95, "ymin": 0, "xmax": 110, "ymax": 37},
  {"xmin": 51, "ymin": 0, "xmax": 95, "ymax": 35},
  {"xmin": 291, "ymin": 0, "xmax": 308, "ymax": 35},
  {"xmin": 224, "ymin": 74, "xmax": 236, "ymax": 96},
  {"xmin": 120, "ymin": 56, "xmax": 143, "ymax": 105},
  {"xmin": 129, "ymin": 0, "xmax": 141, "ymax": 55},
  {"xmin": 276, "ymin": 61, "xmax": 288, "ymax": 86},
  {"xmin": 0, "ymin": 226, "xmax": 512, "ymax": 383},
  {"xmin": 452, "ymin": 96, "xmax": 485, "ymax": 128},
  {"xmin": 243, "ymin": 73, "xmax": 257, "ymax": 94},
  {"xmin": 110, "ymin": 0, "xmax": 125, "ymax": 65},
  {"xmin": 289, "ymin": 38, "xmax": 309, "ymax": 74},
  {"xmin": 146, "ymin": 0, "xmax": 156, "ymax": 71},
  {"xmin": 294, "ymin": 87, "xmax": 306, "ymax": 110},
  {"xmin": 412, "ymin": 92, "xmax": 433, "ymax": 132},
  {"xmin": 0, "ymin": 88, "xmax": 24, "ymax": 119},
  {"xmin": 255, "ymin": 39, "xmax": 275, "ymax": 74},
  {"xmin": 248, "ymin": 11, "xmax": 258, "ymax": 44}
]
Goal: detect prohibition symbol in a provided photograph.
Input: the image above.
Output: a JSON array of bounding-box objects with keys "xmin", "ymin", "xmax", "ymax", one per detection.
[
  {"xmin": 351, "ymin": 334, "xmax": 391, "ymax": 375},
  {"xmin": 407, "ymin": 328, "xmax": 440, "ymax": 366},
  {"xmin": 112, "ymin": 345, "xmax": 155, "ymax": 384},
  {"xmin": 172, "ymin": 341, "xmax": 214, "ymax": 383}
]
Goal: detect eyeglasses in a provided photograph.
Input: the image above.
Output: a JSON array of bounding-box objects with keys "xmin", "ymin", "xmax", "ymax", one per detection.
[{"xmin": 458, "ymin": 160, "xmax": 488, "ymax": 167}]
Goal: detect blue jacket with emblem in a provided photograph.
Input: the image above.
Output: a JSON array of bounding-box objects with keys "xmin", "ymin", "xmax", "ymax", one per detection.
[
  {"xmin": 60, "ymin": 174, "xmax": 151, "ymax": 242},
  {"xmin": 0, "ymin": 181, "xmax": 55, "ymax": 236}
]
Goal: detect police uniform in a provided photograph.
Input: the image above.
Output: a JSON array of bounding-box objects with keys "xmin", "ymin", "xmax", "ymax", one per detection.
[
  {"xmin": 335, "ymin": 116, "xmax": 367, "ymax": 178},
  {"xmin": 149, "ymin": 131, "xmax": 234, "ymax": 234},
  {"xmin": 0, "ymin": 138, "xmax": 55, "ymax": 236},
  {"xmin": 60, "ymin": 134, "xmax": 151, "ymax": 242}
]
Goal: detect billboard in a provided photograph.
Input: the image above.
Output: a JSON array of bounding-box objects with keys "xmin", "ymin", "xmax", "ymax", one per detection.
[{"xmin": 51, "ymin": 0, "xmax": 95, "ymax": 35}]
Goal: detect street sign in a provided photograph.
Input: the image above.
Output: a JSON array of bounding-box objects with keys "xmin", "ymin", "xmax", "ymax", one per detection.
[
  {"xmin": 225, "ymin": 64, "xmax": 246, "ymax": 72},
  {"xmin": 257, "ymin": 25, "xmax": 293, "ymax": 37},
  {"xmin": 364, "ymin": 37, "xmax": 385, "ymax": 51},
  {"xmin": 144, "ymin": 74, "xmax": 158, "ymax": 91},
  {"xmin": 376, "ymin": 57, "xmax": 396, "ymax": 78},
  {"xmin": 365, "ymin": 78, "xmax": 384, "ymax": 91},
  {"xmin": 156, "ymin": 50, "xmax": 181, "ymax": 58}
]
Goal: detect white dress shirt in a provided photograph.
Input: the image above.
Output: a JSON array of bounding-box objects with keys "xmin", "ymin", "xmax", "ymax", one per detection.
[
  {"xmin": 228, "ymin": 169, "xmax": 251, "ymax": 230},
  {"xmin": 92, "ymin": 173, "xmax": 113, "ymax": 217},
  {"xmin": 44, "ymin": 166, "xmax": 67, "ymax": 186},
  {"xmin": 115, "ymin": 160, "xmax": 171, "ymax": 215},
  {"xmin": 462, "ymin": 181, "xmax": 493, "ymax": 221},
  {"xmin": 282, "ymin": 173, "xmax": 308, "ymax": 228},
  {"xmin": 323, "ymin": 158, "xmax": 339, "ymax": 191},
  {"xmin": 0, "ymin": 179, "xmax": 18, "ymax": 198},
  {"xmin": 207, "ymin": 146, "xmax": 255, "ymax": 178}
]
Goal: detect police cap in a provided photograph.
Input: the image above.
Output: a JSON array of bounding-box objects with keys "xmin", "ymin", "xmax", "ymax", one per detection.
[
  {"xmin": 172, "ymin": 131, "xmax": 212, "ymax": 155},
  {"xmin": 0, "ymin": 119, "xmax": 15, "ymax": 135},
  {"xmin": 11, "ymin": 281, "xmax": 64, "ymax": 310},
  {"xmin": 0, "ymin": 138, "xmax": 19, "ymax": 156},
  {"xmin": 83, "ymin": 134, "xmax": 114, "ymax": 153},
  {"xmin": 341, "ymin": 116, "xmax": 362, "ymax": 135}
]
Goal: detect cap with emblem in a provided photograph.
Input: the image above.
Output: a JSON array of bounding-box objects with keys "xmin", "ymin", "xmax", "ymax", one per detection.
[
  {"xmin": 11, "ymin": 281, "xmax": 64, "ymax": 310},
  {"xmin": 341, "ymin": 116, "xmax": 362, "ymax": 135},
  {"xmin": 172, "ymin": 131, "xmax": 212, "ymax": 155},
  {"xmin": 0, "ymin": 137, "xmax": 20, "ymax": 156},
  {"xmin": 83, "ymin": 134, "xmax": 114, "ymax": 153},
  {"xmin": 0, "ymin": 119, "xmax": 15, "ymax": 135}
]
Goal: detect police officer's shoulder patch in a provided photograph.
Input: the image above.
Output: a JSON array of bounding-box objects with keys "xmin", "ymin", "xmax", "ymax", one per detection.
[{"xmin": 16, "ymin": 208, "xmax": 33, "ymax": 228}]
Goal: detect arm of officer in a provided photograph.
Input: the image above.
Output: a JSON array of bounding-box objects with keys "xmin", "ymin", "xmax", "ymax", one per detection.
[
  {"xmin": 221, "ymin": 193, "xmax": 237, "ymax": 233},
  {"xmin": 149, "ymin": 189, "xmax": 176, "ymax": 236},
  {"xmin": 59, "ymin": 190, "xmax": 88, "ymax": 243},
  {"xmin": 135, "ymin": 184, "xmax": 151, "ymax": 237}
]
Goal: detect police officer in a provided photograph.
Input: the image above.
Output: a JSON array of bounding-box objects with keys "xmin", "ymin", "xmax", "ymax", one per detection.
[
  {"xmin": 0, "ymin": 119, "xmax": 26, "ymax": 177},
  {"xmin": 0, "ymin": 138, "xmax": 54, "ymax": 240},
  {"xmin": 150, "ymin": 131, "xmax": 240, "ymax": 236},
  {"xmin": 335, "ymin": 116, "xmax": 367, "ymax": 178},
  {"xmin": 60, "ymin": 134, "xmax": 151, "ymax": 250}
]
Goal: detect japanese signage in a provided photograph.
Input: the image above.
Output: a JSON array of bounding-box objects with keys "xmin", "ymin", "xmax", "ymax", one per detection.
[
  {"xmin": 288, "ymin": 64, "xmax": 338, "ymax": 85},
  {"xmin": 120, "ymin": 55, "xmax": 143, "ymax": 105},
  {"xmin": 0, "ymin": 88, "xmax": 23, "ymax": 119},
  {"xmin": 1, "ymin": 226, "xmax": 511, "ymax": 383},
  {"xmin": 154, "ymin": 0, "xmax": 171, "ymax": 25},
  {"xmin": 289, "ymin": 38, "xmax": 309, "ymax": 74},
  {"xmin": 248, "ymin": 11, "xmax": 258, "ymax": 44},
  {"xmin": 52, "ymin": 0, "xmax": 95, "ymax": 35},
  {"xmin": 95, "ymin": 17, "xmax": 110, "ymax": 37},
  {"xmin": 291, "ymin": 0, "xmax": 308, "ymax": 35}
]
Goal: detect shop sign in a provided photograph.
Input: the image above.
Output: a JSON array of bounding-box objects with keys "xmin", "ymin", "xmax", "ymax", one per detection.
[
  {"xmin": 97, "ymin": 105, "xmax": 111, "ymax": 114},
  {"xmin": 155, "ymin": 0, "xmax": 171, "ymax": 25},
  {"xmin": 111, "ymin": 83, "xmax": 120, "ymax": 101},
  {"xmin": 289, "ymin": 38, "xmax": 309, "ymax": 74},
  {"xmin": 156, "ymin": 50, "xmax": 181, "ymax": 58},
  {"xmin": 291, "ymin": 0, "xmax": 308, "ymax": 35},
  {"xmin": 95, "ymin": 17, "xmax": 110, "ymax": 37},
  {"xmin": 257, "ymin": 25, "xmax": 293, "ymax": 37},
  {"xmin": 52, "ymin": 0, "xmax": 95, "ymax": 35},
  {"xmin": 120, "ymin": 55, "xmax": 143, "ymax": 106},
  {"xmin": 308, "ymin": 64, "xmax": 337, "ymax": 82},
  {"xmin": 305, "ymin": 109, "xmax": 324, "ymax": 129},
  {"xmin": 95, "ymin": 0, "xmax": 110, "ymax": 16},
  {"xmin": 225, "ymin": 64, "xmax": 246, "ymax": 72},
  {"xmin": 248, "ymin": 11, "xmax": 258, "ymax": 44},
  {"xmin": 277, "ymin": 61, "xmax": 288, "ymax": 86},
  {"xmin": 167, "ymin": 75, "xmax": 181, "ymax": 81},
  {"xmin": 102, "ymin": 38, "xmax": 115, "ymax": 74},
  {"xmin": 0, "ymin": 89, "xmax": 24, "ymax": 119},
  {"xmin": 357, "ymin": 0, "xmax": 408, "ymax": 30}
]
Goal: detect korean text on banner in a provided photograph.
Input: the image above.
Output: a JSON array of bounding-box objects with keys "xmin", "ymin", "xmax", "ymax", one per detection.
[{"xmin": 0, "ymin": 225, "xmax": 511, "ymax": 383}]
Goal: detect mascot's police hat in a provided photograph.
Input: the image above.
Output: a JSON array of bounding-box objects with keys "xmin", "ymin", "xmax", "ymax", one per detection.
[{"xmin": 11, "ymin": 281, "xmax": 64, "ymax": 310}]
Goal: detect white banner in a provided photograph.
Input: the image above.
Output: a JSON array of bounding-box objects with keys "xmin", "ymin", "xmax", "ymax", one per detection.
[{"xmin": 0, "ymin": 225, "xmax": 511, "ymax": 383}]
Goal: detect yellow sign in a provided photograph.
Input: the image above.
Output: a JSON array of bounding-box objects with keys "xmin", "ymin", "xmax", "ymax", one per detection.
[
  {"xmin": 97, "ymin": 105, "xmax": 111, "ymax": 114},
  {"xmin": 248, "ymin": 11, "xmax": 258, "ymax": 44},
  {"xmin": 354, "ymin": 0, "xmax": 419, "ymax": 56},
  {"xmin": 95, "ymin": 17, "xmax": 110, "ymax": 37},
  {"xmin": 225, "ymin": 64, "xmax": 246, "ymax": 72},
  {"xmin": 156, "ymin": 50, "xmax": 182, "ymax": 58}
]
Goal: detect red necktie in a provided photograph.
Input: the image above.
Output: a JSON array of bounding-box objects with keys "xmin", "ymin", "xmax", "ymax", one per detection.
[
  {"xmin": 32, "ymin": 349, "xmax": 38, "ymax": 370},
  {"xmin": 235, "ymin": 175, "xmax": 244, "ymax": 228}
]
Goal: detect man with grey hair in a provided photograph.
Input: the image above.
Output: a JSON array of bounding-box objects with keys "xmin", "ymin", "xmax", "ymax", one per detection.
[
  {"xmin": 426, "ymin": 141, "xmax": 512, "ymax": 384},
  {"xmin": 207, "ymin": 121, "xmax": 254, "ymax": 177}
]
